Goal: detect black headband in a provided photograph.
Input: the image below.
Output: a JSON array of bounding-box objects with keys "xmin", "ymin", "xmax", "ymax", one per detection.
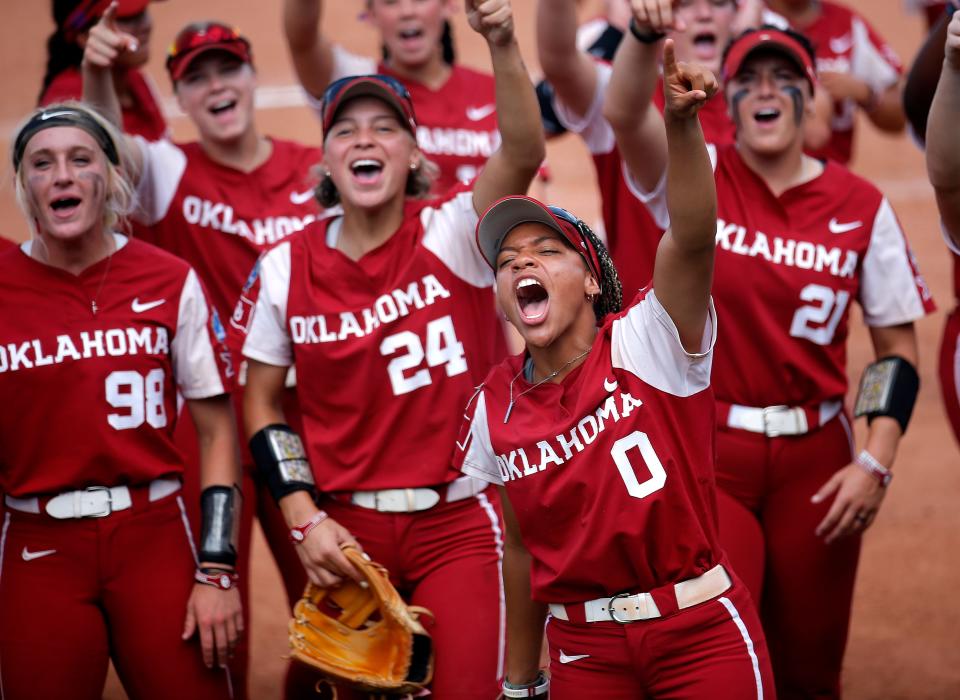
[{"xmin": 13, "ymin": 108, "xmax": 120, "ymax": 171}]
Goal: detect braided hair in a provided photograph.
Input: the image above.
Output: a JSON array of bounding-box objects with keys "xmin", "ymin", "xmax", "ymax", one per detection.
[{"xmin": 579, "ymin": 222, "xmax": 622, "ymax": 322}]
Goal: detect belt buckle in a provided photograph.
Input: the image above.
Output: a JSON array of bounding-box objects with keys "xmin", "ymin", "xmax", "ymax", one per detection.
[
  {"xmin": 83, "ymin": 486, "xmax": 113, "ymax": 518},
  {"xmin": 761, "ymin": 405, "xmax": 791, "ymax": 437},
  {"xmin": 607, "ymin": 592, "xmax": 635, "ymax": 624}
]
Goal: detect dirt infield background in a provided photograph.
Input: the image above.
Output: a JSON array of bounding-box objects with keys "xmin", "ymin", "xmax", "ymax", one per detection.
[{"xmin": 1, "ymin": 1, "xmax": 958, "ymax": 697}]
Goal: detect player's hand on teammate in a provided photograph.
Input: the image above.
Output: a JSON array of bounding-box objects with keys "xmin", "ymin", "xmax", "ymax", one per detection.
[
  {"xmin": 294, "ymin": 514, "xmax": 366, "ymax": 587},
  {"xmin": 630, "ymin": 0, "xmax": 686, "ymax": 34},
  {"xmin": 183, "ymin": 576, "xmax": 244, "ymax": 669},
  {"xmin": 945, "ymin": 12, "xmax": 960, "ymax": 70},
  {"xmin": 661, "ymin": 39, "xmax": 718, "ymax": 121},
  {"xmin": 811, "ymin": 462, "xmax": 886, "ymax": 544},
  {"xmin": 466, "ymin": 0, "xmax": 515, "ymax": 47},
  {"xmin": 81, "ymin": 1, "xmax": 139, "ymax": 70}
]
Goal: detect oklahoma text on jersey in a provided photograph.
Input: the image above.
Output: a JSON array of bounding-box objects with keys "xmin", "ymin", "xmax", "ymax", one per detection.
[
  {"xmin": 0, "ymin": 326, "xmax": 169, "ymax": 374},
  {"xmin": 181, "ymin": 195, "xmax": 317, "ymax": 247}
]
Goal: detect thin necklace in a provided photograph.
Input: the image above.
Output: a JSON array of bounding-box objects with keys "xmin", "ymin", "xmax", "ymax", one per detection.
[
  {"xmin": 89, "ymin": 234, "xmax": 116, "ymax": 316},
  {"xmin": 504, "ymin": 348, "xmax": 591, "ymax": 424}
]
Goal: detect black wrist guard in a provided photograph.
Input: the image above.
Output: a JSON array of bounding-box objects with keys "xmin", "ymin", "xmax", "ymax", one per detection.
[
  {"xmin": 249, "ymin": 424, "xmax": 317, "ymax": 504},
  {"xmin": 199, "ymin": 485, "xmax": 241, "ymax": 567},
  {"xmin": 853, "ymin": 356, "xmax": 919, "ymax": 434},
  {"xmin": 629, "ymin": 18, "xmax": 666, "ymax": 44}
]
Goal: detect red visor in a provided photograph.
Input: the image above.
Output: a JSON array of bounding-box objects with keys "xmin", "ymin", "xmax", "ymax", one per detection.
[
  {"xmin": 166, "ymin": 22, "xmax": 252, "ymax": 81},
  {"xmin": 320, "ymin": 75, "xmax": 418, "ymax": 138},
  {"xmin": 722, "ymin": 29, "xmax": 816, "ymax": 88}
]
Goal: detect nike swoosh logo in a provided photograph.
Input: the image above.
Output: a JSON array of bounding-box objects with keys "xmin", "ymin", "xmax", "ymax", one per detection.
[
  {"xmin": 22, "ymin": 547, "xmax": 57, "ymax": 561},
  {"xmin": 829, "ymin": 34, "xmax": 853, "ymax": 54},
  {"xmin": 131, "ymin": 298, "xmax": 166, "ymax": 313},
  {"xmin": 828, "ymin": 217, "xmax": 862, "ymax": 234},
  {"xmin": 603, "ymin": 378, "xmax": 618, "ymax": 393},
  {"xmin": 40, "ymin": 110, "xmax": 75, "ymax": 121},
  {"xmin": 466, "ymin": 104, "xmax": 496, "ymax": 121},
  {"xmin": 289, "ymin": 189, "xmax": 315, "ymax": 205},
  {"xmin": 558, "ymin": 650, "xmax": 590, "ymax": 664}
]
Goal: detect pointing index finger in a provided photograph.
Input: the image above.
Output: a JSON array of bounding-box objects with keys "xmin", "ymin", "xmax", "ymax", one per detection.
[
  {"xmin": 102, "ymin": 1, "xmax": 119, "ymax": 27},
  {"xmin": 662, "ymin": 38, "xmax": 678, "ymax": 80}
]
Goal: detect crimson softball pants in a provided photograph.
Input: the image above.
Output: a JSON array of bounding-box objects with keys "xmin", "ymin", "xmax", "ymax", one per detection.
[
  {"xmin": 939, "ymin": 307, "xmax": 960, "ymax": 449},
  {"xmin": 0, "ymin": 491, "xmax": 232, "ymax": 700},
  {"xmin": 545, "ymin": 580, "xmax": 774, "ymax": 698},
  {"xmin": 284, "ymin": 489, "xmax": 505, "ymax": 700},
  {"xmin": 715, "ymin": 415, "xmax": 859, "ymax": 700}
]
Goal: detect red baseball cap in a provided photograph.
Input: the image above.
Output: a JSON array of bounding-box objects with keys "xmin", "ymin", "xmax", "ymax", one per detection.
[
  {"xmin": 166, "ymin": 21, "xmax": 253, "ymax": 81},
  {"xmin": 320, "ymin": 75, "xmax": 418, "ymax": 138},
  {"xmin": 722, "ymin": 28, "xmax": 817, "ymax": 89},
  {"xmin": 476, "ymin": 196, "xmax": 603, "ymax": 286},
  {"xmin": 61, "ymin": 0, "xmax": 155, "ymax": 40}
]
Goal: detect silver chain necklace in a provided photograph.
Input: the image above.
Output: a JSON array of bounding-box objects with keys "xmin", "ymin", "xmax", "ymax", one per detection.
[{"xmin": 504, "ymin": 348, "xmax": 591, "ymax": 424}]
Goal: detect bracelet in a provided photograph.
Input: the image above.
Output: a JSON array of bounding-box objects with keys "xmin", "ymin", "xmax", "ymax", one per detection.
[
  {"xmin": 502, "ymin": 671, "xmax": 549, "ymax": 698},
  {"xmin": 856, "ymin": 450, "xmax": 892, "ymax": 488},
  {"xmin": 629, "ymin": 18, "xmax": 666, "ymax": 44},
  {"xmin": 289, "ymin": 509, "xmax": 329, "ymax": 544},
  {"xmin": 195, "ymin": 567, "xmax": 239, "ymax": 591}
]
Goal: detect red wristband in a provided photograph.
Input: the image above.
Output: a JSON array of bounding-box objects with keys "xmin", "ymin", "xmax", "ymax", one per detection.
[
  {"xmin": 290, "ymin": 510, "xmax": 329, "ymax": 544},
  {"xmin": 195, "ymin": 568, "xmax": 239, "ymax": 591}
]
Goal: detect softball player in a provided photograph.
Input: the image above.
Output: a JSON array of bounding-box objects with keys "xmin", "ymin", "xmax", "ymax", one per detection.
[
  {"xmin": 457, "ymin": 42, "xmax": 773, "ymax": 699},
  {"xmin": 0, "ymin": 103, "xmax": 240, "ymax": 699},
  {"xmin": 284, "ymin": 0, "xmax": 505, "ymax": 194},
  {"xmin": 926, "ymin": 8, "xmax": 960, "ymax": 447},
  {"xmin": 41, "ymin": 0, "xmax": 168, "ymax": 141},
  {"xmin": 239, "ymin": 2, "xmax": 544, "ymax": 698},
  {"xmin": 82, "ymin": 13, "xmax": 325, "ymax": 695},
  {"xmin": 607, "ymin": 25, "xmax": 933, "ymax": 698},
  {"xmin": 765, "ymin": 0, "xmax": 906, "ymax": 164}
]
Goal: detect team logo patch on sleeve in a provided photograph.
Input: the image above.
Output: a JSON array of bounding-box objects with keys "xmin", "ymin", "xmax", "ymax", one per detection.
[
  {"xmin": 210, "ymin": 308, "xmax": 227, "ymax": 343},
  {"xmin": 231, "ymin": 259, "xmax": 261, "ymax": 333}
]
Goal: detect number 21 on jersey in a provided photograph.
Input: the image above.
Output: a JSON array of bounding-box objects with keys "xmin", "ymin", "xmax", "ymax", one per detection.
[{"xmin": 379, "ymin": 315, "xmax": 468, "ymax": 396}]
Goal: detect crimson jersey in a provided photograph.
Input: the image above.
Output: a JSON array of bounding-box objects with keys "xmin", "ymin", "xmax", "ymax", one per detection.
[
  {"xmin": 0, "ymin": 236, "xmax": 232, "ymax": 497},
  {"xmin": 40, "ymin": 67, "xmax": 168, "ymax": 142},
  {"xmin": 322, "ymin": 47, "xmax": 500, "ymax": 194},
  {"xmin": 456, "ymin": 290, "xmax": 720, "ymax": 603},
  {"xmin": 238, "ymin": 187, "xmax": 506, "ymax": 491},
  {"xmin": 639, "ymin": 143, "xmax": 934, "ymax": 408},
  {"xmin": 790, "ymin": 0, "xmax": 903, "ymax": 164},
  {"xmin": 553, "ymin": 61, "xmax": 736, "ymax": 298},
  {"xmin": 132, "ymin": 137, "xmax": 324, "ymax": 329}
]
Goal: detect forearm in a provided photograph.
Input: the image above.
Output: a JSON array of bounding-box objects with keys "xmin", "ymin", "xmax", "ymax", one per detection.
[
  {"xmin": 732, "ymin": 0, "xmax": 765, "ymax": 34},
  {"xmin": 664, "ymin": 116, "xmax": 716, "ymax": 252},
  {"xmin": 862, "ymin": 323, "xmax": 919, "ymax": 468},
  {"xmin": 490, "ymin": 40, "xmax": 546, "ymax": 173},
  {"xmin": 190, "ymin": 395, "xmax": 242, "ymax": 489},
  {"xmin": 536, "ymin": 0, "xmax": 581, "ymax": 81},
  {"xmin": 927, "ymin": 64, "xmax": 960, "ymax": 188},
  {"xmin": 903, "ymin": 11, "xmax": 951, "ymax": 141},
  {"xmin": 864, "ymin": 84, "xmax": 907, "ymax": 132},
  {"xmin": 502, "ymin": 540, "xmax": 546, "ymax": 684},
  {"xmin": 81, "ymin": 62, "xmax": 123, "ymax": 128},
  {"xmin": 603, "ymin": 31, "xmax": 663, "ymax": 132},
  {"xmin": 284, "ymin": 0, "xmax": 333, "ymax": 97}
]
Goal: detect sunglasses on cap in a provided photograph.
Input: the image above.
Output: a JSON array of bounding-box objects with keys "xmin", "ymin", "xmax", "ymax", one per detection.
[
  {"xmin": 320, "ymin": 74, "xmax": 418, "ymax": 137},
  {"xmin": 166, "ymin": 22, "xmax": 252, "ymax": 81},
  {"xmin": 544, "ymin": 205, "xmax": 604, "ymax": 288}
]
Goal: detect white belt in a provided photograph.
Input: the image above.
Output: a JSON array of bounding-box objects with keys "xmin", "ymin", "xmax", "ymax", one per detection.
[
  {"xmin": 349, "ymin": 476, "xmax": 487, "ymax": 513},
  {"xmin": 549, "ymin": 564, "xmax": 732, "ymax": 623},
  {"xmin": 726, "ymin": 400, "xmax": 842, "ymax": 437},
  {"xmin": 4, "ymin": 478, "xmax": 182, "ymax": 519}
]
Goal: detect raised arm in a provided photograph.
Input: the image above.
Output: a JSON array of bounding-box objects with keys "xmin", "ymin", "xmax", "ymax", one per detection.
[
  {"xmin": 926, "ymin": 12, "xmax": 960, "ymax": 246},
  {"xmin": 470, "ymin": 0, "xmax": 546, "ymax": 213},
  {"xmin": 283, "ymin": 0, "xmax": 337, "ymax": 99},
  {"xmin": 80, "ymin": 3, "xmax": 142, "ymax": 173},
  {"xmin": 650, "ymin": 40, "xmax": 718, "ymax": 352},
  {"xmin": 602, "ymin": 1, "xmax": 672, "ymax": 193},
  {"xmin": 535, "ymin": 0, "xmax": 602, "ymax": 119}
]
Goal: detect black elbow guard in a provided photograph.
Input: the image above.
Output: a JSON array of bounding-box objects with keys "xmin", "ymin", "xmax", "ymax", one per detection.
[
  {"xmin": 249, "ymin": 423, "xmax": 317, "ymax": 504},
  {"xmin": 853, "ymin": 356, "xmax": 919, "ymax": 434}
]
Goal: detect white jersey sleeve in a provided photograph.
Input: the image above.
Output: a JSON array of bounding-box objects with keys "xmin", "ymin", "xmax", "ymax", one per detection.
[
  {"xmin": 624, "ymin": 144, "xmax": 718, "ymax": 231},
  {"xmin": 132, "ymin": 136, "xmax": 188, "ymax": 225},
  {"xmin": 420, "ymin": 190, "xmax": 493, "ymax": 288},
  {"xmin": 611, "ymin": 290, "xmax": 716, "ymax": 397},
  {"xmin": 458, "ymin": 390, "xmax": 503, "ymax": 485},
  {"xmin": 551, "ymin": 60, "xmax": 616, "ymax": 156},
  {"xmin": 851, "ymin": 16, "xmax": 901, "ymax": 92},
  {"xmin": 242, "ymin": 242, "xmax": 294, "ymax": 367},
  {"xmin": 172, "ymin": 268, "xmax": 228, "ymax": 399},
  {"xmin": 860, "ymin": 198, "xmax": 930, "ymax": 326}
]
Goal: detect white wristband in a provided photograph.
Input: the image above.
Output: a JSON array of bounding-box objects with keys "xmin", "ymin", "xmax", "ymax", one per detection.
[
  {"xmin": 856, "ymin": 449, "xmax": 892, "ymax": 488},
  {"xmin": 502, "ymin": 671, "xmax": 549, "ymax": 698}
]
